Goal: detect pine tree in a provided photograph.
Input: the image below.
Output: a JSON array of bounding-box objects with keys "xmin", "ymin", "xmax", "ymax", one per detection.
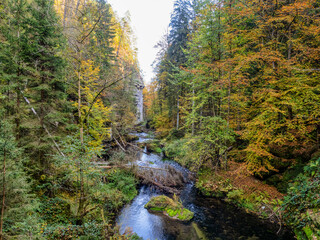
[
  {"xmin": 0, "ymin": 115, "xmax": 39, "ymax": 239},
  {"xmin": 0, "ymin": 0, "xmax": 29, "ymax": 141},
  {"xmin": 183, "ymin": 0, "xmax": 234, "ymax": 169},
  {"xmin": 93, "ymin": 0, "xmax": 115, "ymax": 76},
  {"xmin": 154, "ymin": 0, "xmax": 194, "ymax": 131},
  {"xmin": 21, "ymin": 0, "xmax": 69, "ymax": 179}
]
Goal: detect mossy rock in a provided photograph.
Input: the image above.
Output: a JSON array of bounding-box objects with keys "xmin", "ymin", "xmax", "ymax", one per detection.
[
  {"xmin": 126, "ymin": 134, "xmax": 139, "ymax": 142},
  {"xmin": 175, "ymin": 208, "xmax": 194, "ymax": 221},
  {"xmin": 137, "ymin": 142, "xmax": 145, "ymax": 148},
  {"xmin": 265, "ymin": 174, "xmax": 281, "ymax": 186},
  {"xmin": 145, "ymin": 195, "xmax": 177, "ymax": 210},
  {"xmin": 192, "ymin": 222, "xmax": 208, "ymax": 240},
  {"xmin": 144, "ymin": 140, "xmax": 162, "ymax": 153},
  {"xmin": 144, "ymin": 195, "xmax": 194, "ymax": 222},
  {"xmin": 134, "ymin": 125, "xmax": 144, "ymax": 133},
  {"xmin": 266, "ymin": 164, "xmax": 304, "ymax": 193}
]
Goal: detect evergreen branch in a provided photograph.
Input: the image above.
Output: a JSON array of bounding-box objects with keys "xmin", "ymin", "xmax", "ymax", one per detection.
[{"xmin": 20, "ymin": 91, "xmax": 65, "ymax": 157}]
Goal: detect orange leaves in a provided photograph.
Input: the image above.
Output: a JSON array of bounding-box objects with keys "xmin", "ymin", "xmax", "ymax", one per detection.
[
  {"xmin": 280, "ymin": 0, "xmax": 314, "ymax": 16},
  {"xmin": 148, "ymin": 0, "xmax": 320, "ymax": 177}
]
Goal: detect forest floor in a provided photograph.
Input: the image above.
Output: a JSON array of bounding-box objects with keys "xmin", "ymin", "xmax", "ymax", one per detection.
[
  {"xmin": 196, "ymin": 160, "xmax": 285, "ymax": 224},
  {"xmin": 216, "ymin": 161, "xmax": 283, "ymax": 200}
]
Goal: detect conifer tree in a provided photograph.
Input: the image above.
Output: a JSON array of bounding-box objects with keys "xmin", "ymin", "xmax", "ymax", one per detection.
[
  {"xmin": 0, "ymin": 0, "xmax": 29, "ymax": 140},
  {"xmin": 0, "ymin": 116, "xmax": 39, "ymax": 239},
  {"xmin": 21, "ymin": 0, "xmax": 69, "ymax": 179},
  {"xmin": 155, "ymin": 0, "xmax": 193, "ymax": 130}
]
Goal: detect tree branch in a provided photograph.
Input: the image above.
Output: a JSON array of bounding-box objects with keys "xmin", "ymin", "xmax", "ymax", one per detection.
[{"xmin": 83, "ymin": 71, "xmax": 136, "ymax": 120}]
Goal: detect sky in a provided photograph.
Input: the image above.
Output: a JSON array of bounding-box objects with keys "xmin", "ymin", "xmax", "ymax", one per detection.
[{"xmin": 107, "ymin": 0, "xmax": 174, "ymax": 84}]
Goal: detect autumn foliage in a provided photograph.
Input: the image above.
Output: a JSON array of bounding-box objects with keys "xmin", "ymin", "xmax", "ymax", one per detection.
[{"xmin": 145, "ymin": 0, "xmax": 320, "ymax": 176}]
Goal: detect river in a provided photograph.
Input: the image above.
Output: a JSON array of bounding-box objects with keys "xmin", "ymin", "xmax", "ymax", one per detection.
[{"xmin": 116, "ymin": 133, "xmax": 294, "ymax": 240}]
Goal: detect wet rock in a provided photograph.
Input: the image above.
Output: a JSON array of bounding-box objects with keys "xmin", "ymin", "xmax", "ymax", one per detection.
[{"xmin": 144, "ymin": 195, "xmax": 194, "ymax": 222}]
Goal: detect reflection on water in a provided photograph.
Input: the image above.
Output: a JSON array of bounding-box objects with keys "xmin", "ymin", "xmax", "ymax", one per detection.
[
  {"xmin": 117, "ymin": 185, "xmax": 201, "ymax": 240},
  {"xmin": 117, "ymin": 187, "xmax": 165, "ymax": 239},
  {"xmin": 116, "ymin": 133, "xmax": 294, "ymax": 240}
]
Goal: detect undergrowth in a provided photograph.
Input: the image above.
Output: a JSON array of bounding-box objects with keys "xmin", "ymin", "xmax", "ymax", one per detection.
[
  {"xmin": 282, "ymin": 158, "xmax": 320, "ymax": 239},
  {"xmin": 196, "ymin": 168, "xmax": 282, "ymax": 219},
  {"xmin": 38, "ymin": 168, "xmax": 138, "ymax": 239}
]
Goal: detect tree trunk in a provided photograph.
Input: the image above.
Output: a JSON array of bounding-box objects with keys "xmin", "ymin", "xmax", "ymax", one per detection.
[
  {"xmin": 0, "ymin": 148, "xmax": 6, "ymax": 240},
  {"xmin": 16, "ymin": 88, "xmax": 20, "ymax": 141},
  {"xmin": 63, "ymin": 0, "xmax": 69, "ymax": 30},
  {"xmin": 192, "ymin": 86, "xmax": 195, "ymax": 135},
  {"xmin": 176, "ymin": 95, "xmax": 180, "ymax": 130},
  {"xmin": 227, "ymin": 0, "xmax": 233, "ymax": 125},
  {"xmin": 15, "ymin": 26, "xmax": 21, "ymax": 142},
  {"xmin": 215, "ymin": 149, "xmax": 221, "ymax": 168},
  {"xmin": 75, "ymin": 0, "xmax": 81, "ymax": 16},
  {"xmin": 77, "ymin": 51, "xmax": 85, "ymax": 222}
]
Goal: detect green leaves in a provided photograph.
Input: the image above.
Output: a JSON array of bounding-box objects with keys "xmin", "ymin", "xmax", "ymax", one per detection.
[
  {"xmin": 0, "ymin": 117, "xmax": 41, "ymax": 237},
  {"xmin": 282, "ymin": 157, "xmax": 320, "ymax": 239}
]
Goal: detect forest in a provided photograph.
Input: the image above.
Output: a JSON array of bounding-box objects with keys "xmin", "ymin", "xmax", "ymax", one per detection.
[
  {"xmin": 0, "ymin": 0, "xmax": 142, "ymax": 239},
  {"xmin": 0, "ymin": 0, "xmax": 319, "ymax": 239},
  {"xmin": 144, "ymin": 0, "xmax": 320, "ymax": 239}
]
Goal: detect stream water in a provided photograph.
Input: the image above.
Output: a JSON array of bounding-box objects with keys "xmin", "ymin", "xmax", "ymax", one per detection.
[{"xmin": 116, "ymin": 133, "xmax": 294, "ymax": 240}]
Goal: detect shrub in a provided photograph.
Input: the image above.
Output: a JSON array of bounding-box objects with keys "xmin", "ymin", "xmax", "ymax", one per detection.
[
  {"xmin": 39, "ymin": 197, "xmax": 72, "ymax": 225},
  {"xmin": 282, "ymin": 158, "xmax": 320, "ymax": 239}
]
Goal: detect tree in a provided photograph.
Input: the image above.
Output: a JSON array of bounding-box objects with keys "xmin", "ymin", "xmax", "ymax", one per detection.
[
  {"xmin": 20, "ymin": 0, "xmax": 69, "ymax": 180},
  {"xmin": 149, "ymin": 0, "xmax": 320, "ymax": 176},
  {"xmin": 153, "ymin": 0, "xmax": 193, "ymax": 131},
  {"xmin": 0, "ymin": 0, "xmax": 29, "ymax": 141},
  {"xmin": 0, "ymin": 116, "xmax": 40, "ymax": 239}
]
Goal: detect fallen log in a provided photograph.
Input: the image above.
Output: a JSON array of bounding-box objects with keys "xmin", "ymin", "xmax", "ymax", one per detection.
[
  {"xmin": 135, "ymin": 173, "xmax": 180, "ymax": 194},
  {"xmin": 94, "ymin": 164, "xmax": 180, "ymax": 194},
  {"xmin": 99, "ymin": 166, "xmax": 113, "ymax": 169},
  {"xmin": 114, "ymin": 137, "xmax": 126, "ymax": 152},
  {"xmin": 137, "ymin": 166, "xmax": 168, "ymax": 171},
  {"xmin": 96, "ymin": 164, "xmax": 167, "ymax": 172}
]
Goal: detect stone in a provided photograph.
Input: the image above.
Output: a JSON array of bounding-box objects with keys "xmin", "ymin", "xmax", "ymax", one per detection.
[{"xmin": 144, "ymin": 195, "xmax": 194, "ymax": 222}]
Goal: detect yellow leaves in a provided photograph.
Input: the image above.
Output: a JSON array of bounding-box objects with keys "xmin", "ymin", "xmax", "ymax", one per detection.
[
  {"xmin": 153, "ymin": 111, "xmax": 172, "ymax": 137},
  {"xmin": 53, "ymin": 0, "xmax": 64, "ymax": 19},
  {"xmin": 74, "ymin": 57, "xmax": 112, "ymax": 147},
  {"xmin": 245, "ymin": 143, "xmax": 277, "ymax": 176},
  {"xmin": 80, "ymin": 59, "xmax": 100, "ymax": 86},
  {"xmin": 81, "ymin": 97, "xmax": 112, "ymax": 147},
  {"xmin": 111, "ymin": 15, "xmax": 138, "ymax": 65}
]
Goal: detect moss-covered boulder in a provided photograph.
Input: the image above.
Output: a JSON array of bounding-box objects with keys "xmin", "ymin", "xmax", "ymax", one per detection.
[
  {"xmin": 144, "ymin": 195, "xmax": 194, "ymax": 222},
  {"xmin": 126, "ymin": 134, "xmax": 139, "ymax": 142},
  {"xmin": 146, "ymin": 141, "xmax": 162, "ymax": 153}
]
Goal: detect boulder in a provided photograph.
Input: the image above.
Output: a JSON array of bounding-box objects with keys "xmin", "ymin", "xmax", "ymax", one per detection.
[{"xmin": 144, "ymin": 195, "xmax": 194, "ymax": 222}]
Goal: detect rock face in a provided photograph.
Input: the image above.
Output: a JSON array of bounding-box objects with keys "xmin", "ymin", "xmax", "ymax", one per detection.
[
  {"xmin": 134, "ymin": 75, "xmax": 144, "ymax": 123},
  {"xmin": 144, "ymin": 195, "xmax": 194, "ymax": 222}
]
